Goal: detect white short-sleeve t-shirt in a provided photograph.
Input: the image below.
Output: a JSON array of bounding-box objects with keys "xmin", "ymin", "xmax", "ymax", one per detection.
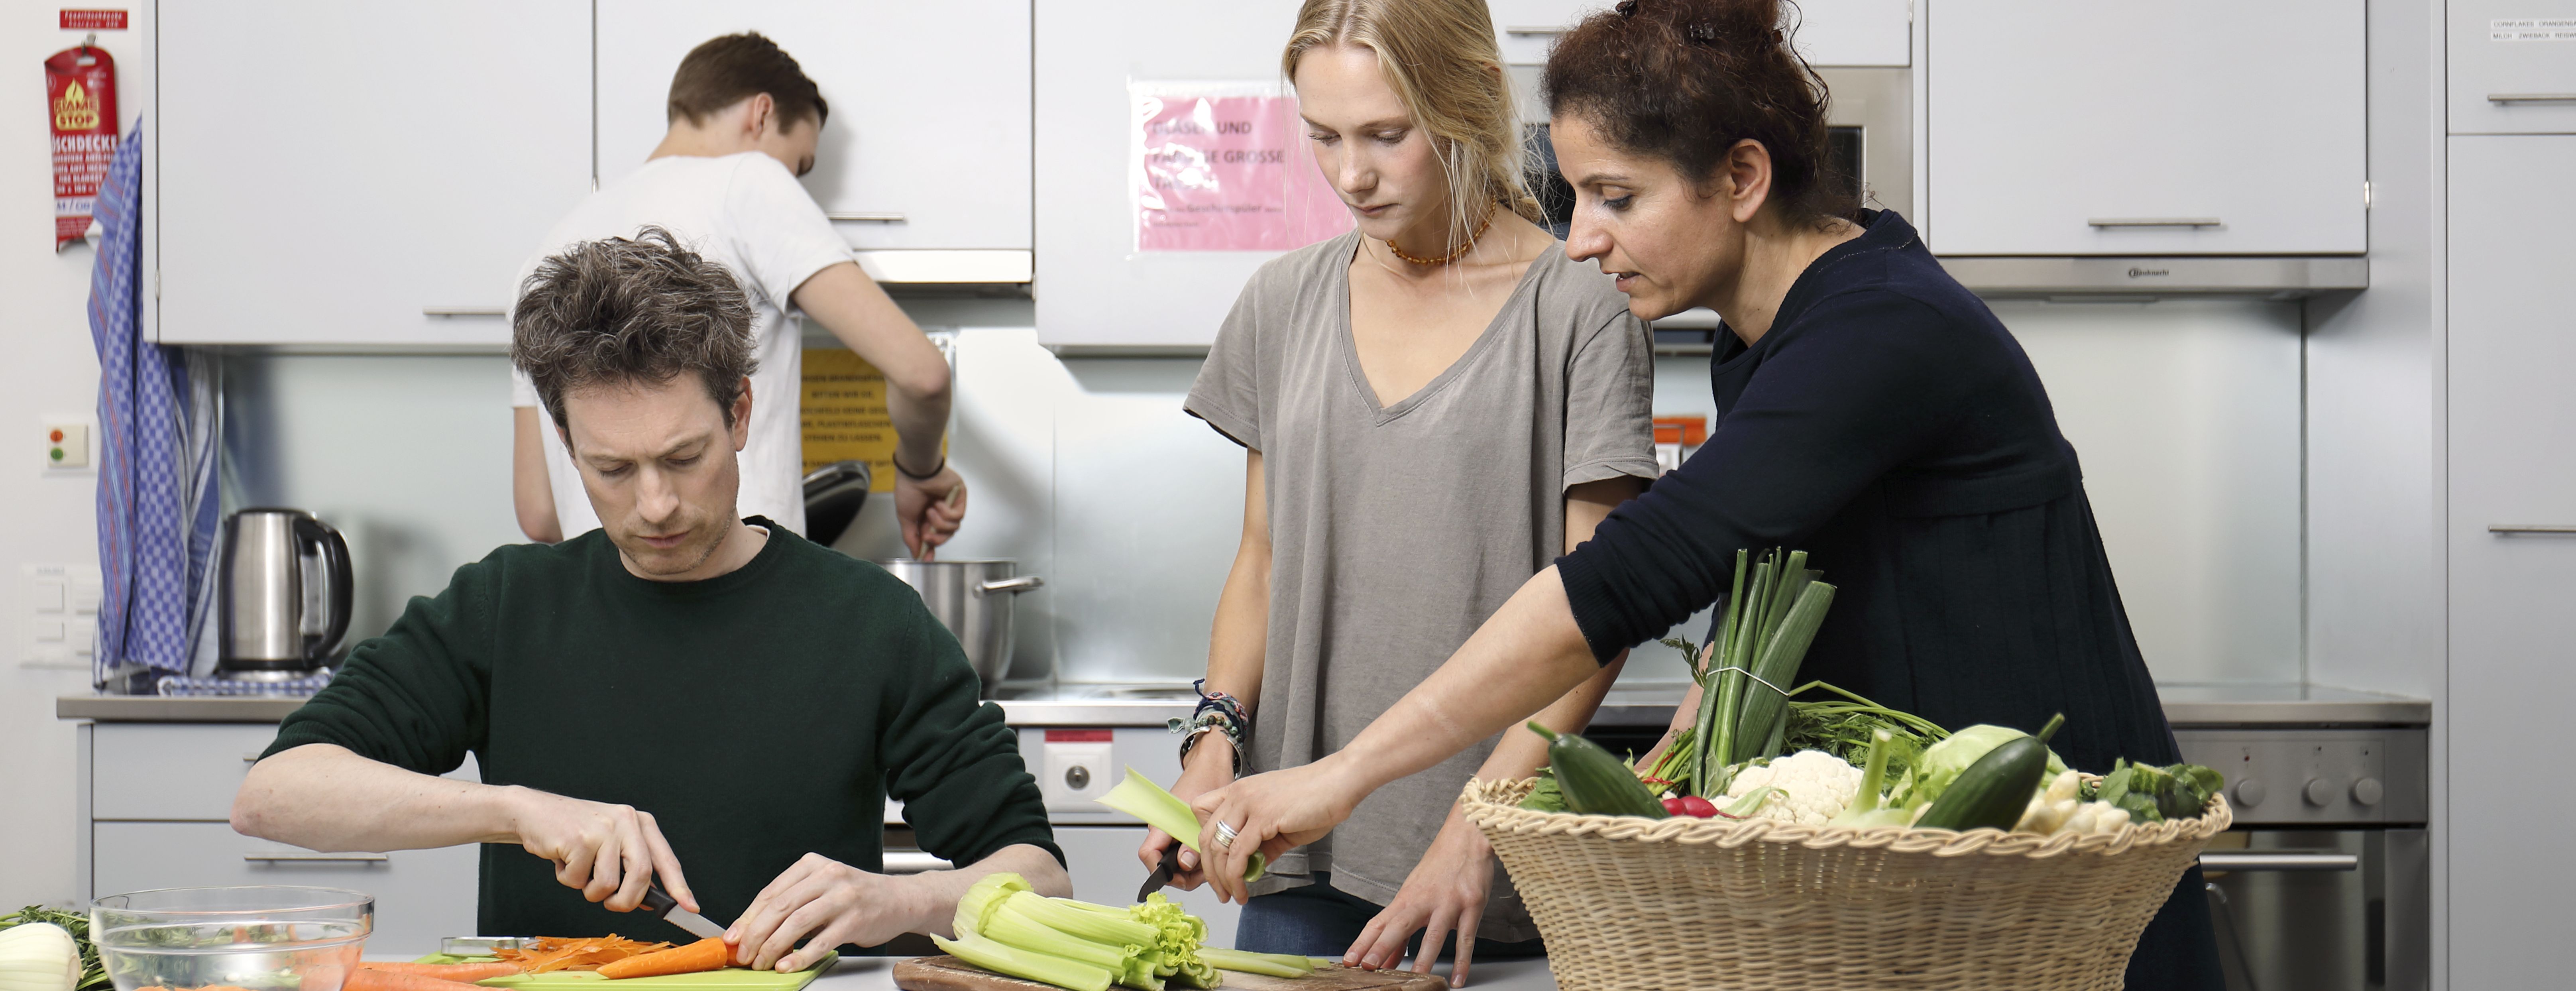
[{"xmin": 509, "ymin": 151, "xmax": 852, "ymax": 538}]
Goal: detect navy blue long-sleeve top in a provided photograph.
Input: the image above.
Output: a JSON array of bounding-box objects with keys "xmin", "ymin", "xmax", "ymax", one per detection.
[
  {"xmin": 1556, "ymin": 212, "xmax": 2217, "ymax": 986},
  {"xmin": 1559, "ymin": 209, "xmax": 2178, "ymax": 776}
]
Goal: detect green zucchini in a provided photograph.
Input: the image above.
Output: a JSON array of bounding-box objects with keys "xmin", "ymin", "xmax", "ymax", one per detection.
[
  {"xmin": 1527, "ymin": 722, "xmax": 1668, "ymax": 818},
  {"xmin": 1916, "ymin": 713, "xmax": 2065, "ymax": 832}
]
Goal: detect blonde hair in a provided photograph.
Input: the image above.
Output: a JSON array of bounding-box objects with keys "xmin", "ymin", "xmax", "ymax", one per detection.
[{"xmin": 1283, "ymin": 0, "xmax": 1546, "ymax": 246}]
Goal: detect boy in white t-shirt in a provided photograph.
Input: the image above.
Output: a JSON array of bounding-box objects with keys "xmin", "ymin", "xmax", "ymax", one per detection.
[{"xmin": 510, "ymin": 33, "xmax": 964, "ymax": 557}]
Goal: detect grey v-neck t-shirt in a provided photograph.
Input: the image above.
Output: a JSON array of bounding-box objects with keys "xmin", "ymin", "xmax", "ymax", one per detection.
[{"xmin": 1184, "ymin": 230, "xmax": 1656, "ymax": 940}]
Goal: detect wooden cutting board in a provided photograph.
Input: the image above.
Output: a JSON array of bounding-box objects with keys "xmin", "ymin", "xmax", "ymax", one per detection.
[{"xmin": 892, "ymin": 956, "xmax": 1445, "ymax": 991}]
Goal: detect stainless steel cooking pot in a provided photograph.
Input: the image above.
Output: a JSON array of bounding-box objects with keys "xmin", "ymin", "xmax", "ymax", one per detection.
[{"xmin": 875, "ymin": 559, "xmax": 1044, "ymax": 692}]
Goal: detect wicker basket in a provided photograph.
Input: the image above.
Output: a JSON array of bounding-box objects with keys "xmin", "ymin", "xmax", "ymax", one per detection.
[{"xmin": 1461, "ymin": 778, "xmax": 2231, "ymax": 991}]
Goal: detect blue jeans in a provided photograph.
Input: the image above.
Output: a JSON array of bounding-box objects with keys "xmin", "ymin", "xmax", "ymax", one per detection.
[{"xmin": 1233, "ymin": 872, "xmax": 1546, "ymax": 961}]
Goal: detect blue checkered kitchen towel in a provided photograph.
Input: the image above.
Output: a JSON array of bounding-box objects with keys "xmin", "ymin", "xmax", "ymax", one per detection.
[{"xmin": 88, "ymin": 119, "xmax": 220, "ymax": 689}]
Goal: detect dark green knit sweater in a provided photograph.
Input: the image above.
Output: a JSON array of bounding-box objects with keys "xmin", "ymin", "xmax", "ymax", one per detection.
[{"xmin": 265, "ymin": 519, "xmax": 1057, "ymax": 944}]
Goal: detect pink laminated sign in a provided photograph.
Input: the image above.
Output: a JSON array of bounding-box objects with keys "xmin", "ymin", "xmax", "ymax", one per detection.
[{"xmin": 1132, "ymin": 85, "xmax": 1352, "ymax": 252}]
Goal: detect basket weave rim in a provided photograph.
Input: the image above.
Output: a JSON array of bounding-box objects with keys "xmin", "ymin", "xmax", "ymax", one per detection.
[{"xmin": 1461, "ymin": 776, "xmax": 2233, "ymax": 857}]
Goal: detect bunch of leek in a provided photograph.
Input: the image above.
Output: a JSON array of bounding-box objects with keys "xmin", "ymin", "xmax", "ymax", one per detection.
[
  {"xmin": 1688, "ymin": 549, "xmax": 1837, "ymax": 795},
  {"xmin": 935, "ymin": 874, "xmax": 1319, "ymax": 991}
]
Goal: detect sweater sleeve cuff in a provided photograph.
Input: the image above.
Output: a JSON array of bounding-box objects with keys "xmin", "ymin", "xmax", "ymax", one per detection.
[{"xmin": 1554, "ymin": 549, "xmax": 1633, "ymax": 665}]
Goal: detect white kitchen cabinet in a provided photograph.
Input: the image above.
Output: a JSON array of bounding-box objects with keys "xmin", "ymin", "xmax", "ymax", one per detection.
[
  {"xmin": 84, "ymin": 723, "xmax": 483, "ymax": 957},
  {"xmin": 1491, "ymin": 0, "xmax": 1909, "ymax": 67},
  {"xmin": 1032, "ymin": 0, "xmax": 1310, "ymax": 351},
  {"xmin": 2449, "ymin": 0, "xmax": 2576, "ymax": 134},
  {"xmin": 1922, "ymin": 0, "xmax": 2365, "ymax": 256},
  {"xmin": 2444, "ymin": 135, "xmax": 2576, "ymax": 988},
  {"xmin": 94, "ymin": 822, "xmax": 480, "ymax": 957},
  {"xmin": 155, "ymin": 1, "xmax": 592, "ymax": 346},
  {"xmin": 596, "ymin": 0, "xmax": 1031, "ymax": 260}
]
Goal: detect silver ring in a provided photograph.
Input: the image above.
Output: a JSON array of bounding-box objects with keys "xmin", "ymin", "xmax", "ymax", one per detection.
[{"xmin": 1214, "ymin": 821, "xmax": 1239, "ymax": 849}]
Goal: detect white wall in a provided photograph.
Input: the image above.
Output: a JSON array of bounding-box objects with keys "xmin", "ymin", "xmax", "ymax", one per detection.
[{"xmin": 0, "ymin": 1, "xmax": 152, "ymax": 911}]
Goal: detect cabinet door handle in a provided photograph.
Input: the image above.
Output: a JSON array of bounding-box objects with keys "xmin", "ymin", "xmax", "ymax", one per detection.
[
  {"xmin": 422, "ymin": 306, "xmax": 506, "ymax": 317},
  {"xmin": 2488, "ymin": 93, "xmax": 2576, "ymax": 104},
  {"xmin": 880, "ymin": 851, "xmax": 949, "ymax": 875},
  {"xmin": 241, "ymin": 753, "xmax": 259, "ymax": 764},
  {"xmin": 2087, "ymin": 217, "xmax": 2223, "ymax": 228},
  {"xmin": 244, "ymin": 852, "xmax": 389, "ymax": 863},
  {"xmin": 2490, "ymin": 524, "xmax": 2576, "ymax": 535},
  {"xmin": 1503, "ymin": 26, "xmax": 1566, "ymax": 35},
  {"xmin": 2199, "ymin": 851, "xmax": 2358, "ymax": 872},
  {"xmin": 826, "ymin": 212, "xmax": 907, "ymax": 223}
]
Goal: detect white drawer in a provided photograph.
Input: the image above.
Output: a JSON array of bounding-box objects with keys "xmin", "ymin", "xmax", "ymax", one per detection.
[
  {"xmin": 93, "ymin": 822, "xmax": 480, "ymax": 958},
  {"xmin": 93, "ymin": 724, "xmax": 481, "ymax": 821},
  {"xmin": 1052, "ymin": 826, "xmax": 1238, "ymax": 950},
  {"xmin": 92, "ymin": 724, "xmax": 288, "ymax": 821}
]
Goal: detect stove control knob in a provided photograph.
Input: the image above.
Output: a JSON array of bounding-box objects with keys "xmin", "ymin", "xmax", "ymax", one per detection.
[
  {"xmin": 2233, "ymin": 779, "xmax": 2267, "ymax": 808},
  {"xmin": 2303, "ymin": 778, "xmax": 2336, "ymax": 807},
  {"xmin": 1065, "ymin": 765, "xmax": 1091, "ymax": 790},
  {"xmin": 2351, "ymin": 777, "xmax": 2384, "ymax": 807}
]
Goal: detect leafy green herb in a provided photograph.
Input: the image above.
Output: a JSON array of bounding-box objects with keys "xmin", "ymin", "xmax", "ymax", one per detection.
[{"xmin": 1518, "ymin": 767, "xmax": 1567, "ymax": 812}]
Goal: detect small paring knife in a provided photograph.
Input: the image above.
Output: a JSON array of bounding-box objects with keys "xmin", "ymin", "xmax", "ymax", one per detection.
[
  {"xmin": 1138, "ymin": 845, "xmax": 1183, "ymax": 903},
  {"xmin": 642, "ymin": 881, "xmax": 728, "ymax": 940}
]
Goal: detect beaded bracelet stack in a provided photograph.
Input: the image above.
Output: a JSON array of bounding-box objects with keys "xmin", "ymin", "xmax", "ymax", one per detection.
[{"xmin": 1168, "ymin": 679, "xmax": 1251, "ymax": 775}]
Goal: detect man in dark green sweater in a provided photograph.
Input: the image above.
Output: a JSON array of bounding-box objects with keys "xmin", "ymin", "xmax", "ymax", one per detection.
[{"xmin": 230, "ymin": 228, "xmax": 1065, "ymax": 971}]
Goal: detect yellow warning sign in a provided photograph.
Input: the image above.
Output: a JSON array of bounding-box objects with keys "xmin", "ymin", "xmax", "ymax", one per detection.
[{"xmin": 800, "ymin": 348, "xmax": 897, "ymax": 492}]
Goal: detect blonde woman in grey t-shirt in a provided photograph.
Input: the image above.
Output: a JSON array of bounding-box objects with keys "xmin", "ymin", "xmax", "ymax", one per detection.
[{"xmin": 1141, "ymin": 1, "xmax": 1656, "ymax": 984}]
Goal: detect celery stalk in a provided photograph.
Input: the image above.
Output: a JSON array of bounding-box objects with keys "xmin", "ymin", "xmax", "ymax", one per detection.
[
  {"xmin": 953, "ymin": 872, "xmax": 1033, "ymax": 937},
  {"xmin": 1198, "ymin": 948, "xmax": 1313, "ymax": 977},
  {"xmin": 1003, "ymin": 891, "xmax": 1161, "ymax": 950},
  {"xmin": 933, "ymin": 931, "xmax": 1113, "ymax": 991},
  {"xmin": 1198, "ymin": 948, "xmax": 1308, "ymax": 978},
  {"xmin": 1096, "ymin": 767, "xmax": 1267, "ymax": 881}
]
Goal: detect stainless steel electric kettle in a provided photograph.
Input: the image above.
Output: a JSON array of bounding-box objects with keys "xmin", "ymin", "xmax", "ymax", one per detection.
[{"xmin": 218, "ymin": 508, "xmax": 352, "ymax": 677}]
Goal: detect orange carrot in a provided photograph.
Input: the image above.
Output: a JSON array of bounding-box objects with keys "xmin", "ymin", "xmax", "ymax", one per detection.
[
  {"xmin": 353, "ymin": 963, "xmax": 522, "ymax": 982},
  {"xmin": 342, "ymin": 968, "xmax": 490, "ymax": 991},
  {"xmin": 594, "ymin": 938, "xmax": 734, "ymax": 980},
  {"xmin": 496, "ymin": 936, "xmax": 673, "ymax": 973}
]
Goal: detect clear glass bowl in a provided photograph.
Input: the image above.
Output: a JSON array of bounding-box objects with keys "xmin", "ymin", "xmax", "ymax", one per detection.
[{"xmin": 91, "ymin": 888, "xmax": 375, "ymax": 991}]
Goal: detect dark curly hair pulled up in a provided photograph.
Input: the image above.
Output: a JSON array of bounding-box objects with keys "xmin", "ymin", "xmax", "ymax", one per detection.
[
  {"xmin": 511, "ymin": 226, "xmax": 758, "ymax": 433},
  {"xmin": 1543, "ymin": 0, "xmax": 1855, "ymax": 224}
]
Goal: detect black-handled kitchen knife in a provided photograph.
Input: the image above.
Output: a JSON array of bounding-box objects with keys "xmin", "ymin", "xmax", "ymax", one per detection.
[
  {"xmin": 641, "ymin": 881, "xmax": 727, "ymax": 940},
  {"xmin": 1138, "ymin": 845, "xmax": 1183, "ymax": 903}
]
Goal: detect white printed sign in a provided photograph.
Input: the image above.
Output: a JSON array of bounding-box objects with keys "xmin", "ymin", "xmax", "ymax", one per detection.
[{"xmin": 2492, "ymin": 18, "xmax": 2576, "ymax": 41}]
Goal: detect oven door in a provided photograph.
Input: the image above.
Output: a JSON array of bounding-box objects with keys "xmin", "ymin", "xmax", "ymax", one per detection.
[{"xmin": 2202, "ymin": 829, "xmax": 2429, "ymax": 991}]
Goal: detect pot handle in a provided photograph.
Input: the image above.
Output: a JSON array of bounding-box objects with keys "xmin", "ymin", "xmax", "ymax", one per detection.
[{"xmin": 978, "ymin": 576, "xmax": 1045, "ymax": 595}]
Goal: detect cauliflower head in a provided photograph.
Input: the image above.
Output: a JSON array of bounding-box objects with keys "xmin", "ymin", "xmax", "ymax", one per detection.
[{"xmin": 1721, "ymin": 749, "xmax": 1864, "ymax": 825}]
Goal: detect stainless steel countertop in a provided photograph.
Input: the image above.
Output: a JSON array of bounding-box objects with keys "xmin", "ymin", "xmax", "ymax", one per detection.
[{"xmin": 65, "ymin": 681, "xmax": 2429, "ymax": 728}]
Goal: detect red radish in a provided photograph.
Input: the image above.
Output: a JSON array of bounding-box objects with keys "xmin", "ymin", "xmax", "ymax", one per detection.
[
  {"xmin": 1677, "ymin": 796, "xmax": 1719, "ymax": 818},
  {"xmin": 1661, "ymin": 797, "xmax": 1688, "ymax": 816}
]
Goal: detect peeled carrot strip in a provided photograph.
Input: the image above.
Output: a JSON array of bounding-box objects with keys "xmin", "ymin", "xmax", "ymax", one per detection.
[
  {"xmin": 354, "ymin": 963, "xmax": 521, "ymax": 982},
  {"xmin": 595, "ymin": 938, "xmax": 733, "ymax": 980}
]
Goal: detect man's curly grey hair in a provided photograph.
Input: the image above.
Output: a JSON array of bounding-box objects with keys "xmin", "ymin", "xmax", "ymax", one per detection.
[{"xmin": 511, "ymin": 226, "xmax": 759, "ymax": 432}]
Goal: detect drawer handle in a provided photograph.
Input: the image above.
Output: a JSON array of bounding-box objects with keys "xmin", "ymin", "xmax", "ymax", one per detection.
[
  {"xmin": 2087, "ymin": 217, "xmax": 2223, "ymax": 228},
  {"xmin": 1503, "ymin": 26, "xmax": 1566, "ymax": 35},
  {"xmin": 2490, "ymin": 524, "xmax": 2576, "ymax": 535},
  {"xmin": 826, "ymin": 213, "xmax": 906, "ymax": 223},
  {"xmin": 2199, "ymin": 851, "xmax": 2357, "ymax": 872},
  {"xmin": 2488, "ymin": 93, "xmax": 2576, "ymax": 104},
  {"xmin": 423, "ymin": 306, "xmax": 506, "ymax": 317},
  {"xmin": 244, "ymin": 852, "xmax": 388, "ymax": 863},
  {"xmin": 881, "ymin": 851, "xmax": 949, "ymax": 875}
]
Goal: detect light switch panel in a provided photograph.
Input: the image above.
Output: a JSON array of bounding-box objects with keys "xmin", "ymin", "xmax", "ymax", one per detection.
[{"xmin": 45, "ymin": 423, "xmax": 88, "ymax": 469}]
